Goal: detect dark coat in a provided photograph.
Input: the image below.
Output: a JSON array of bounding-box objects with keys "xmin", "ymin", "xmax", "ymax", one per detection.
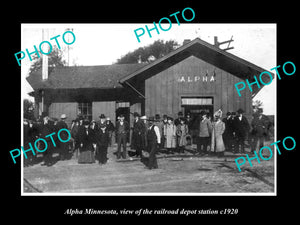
[
  {"xmin": 251, "ymin": 114, "xmax": 269, "ymax": 137},
  {"xmin": 233, "ymin": 115, "xmax": 250, "ymax": 138},
  {"xmin": 77, "ymin": 126, "xmax": 95, "ymax": 151},
  {"xmin": 131, "ymin": 119, "xmax": 145, "ymax": 150},
  {"xmin": 115, "ymin": 121, "xmax": 130, "ymax": 135},
  {"xmin": 56, "ymin": 120, "xmax": 69, "ymax": 140},
  {"xmin": 106, "ymin": 120, "xmax": 115, "ymax": 132},
  {"xmin": 27, "ymin": 123, "xmax": 39, "ymax": 143},
  {"xmin": 222, "ymin": 117, "xmax": 234, "ymax": 138},
  {"xmin": 37, "ymin": 121, "xmax": 55, "ymax": 151},
  {"xmin": 71, "ymin": 123, "xmax": 79, "ymax": 139},
  {"xmin": 96, "ymin": 127, "xmax": 110, "ymax": 147}
]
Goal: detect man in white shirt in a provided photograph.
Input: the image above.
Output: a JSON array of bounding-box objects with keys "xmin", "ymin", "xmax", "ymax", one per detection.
[{"xmin": 145, "ymin": 116, "xmax": 161, "ymax": 169}]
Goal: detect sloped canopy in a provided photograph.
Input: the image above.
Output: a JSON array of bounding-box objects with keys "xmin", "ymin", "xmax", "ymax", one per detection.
[{"xmin": 27, "ymin": 63, "xmax": 147, "ymax": 90}]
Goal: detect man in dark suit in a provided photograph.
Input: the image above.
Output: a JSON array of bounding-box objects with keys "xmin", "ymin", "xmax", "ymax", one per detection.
[
  {"xmin": 105, "ymin": 117, "xmax": 115, "ymax": 146},
  {"xmin": 222, "ymin": 112, "xmax": 235, "ymax": 152},
  {"xmin": 145, "ymin": 116, "xmax": 161, "ymax": 169},
  {"xmin": 56, "ymin": 114, "xmax": 69, "ymax": 160},
  {"xmin": 131, "ymin": 112, "xmax": 144, "ymax": 158},
  {"xmin": 39, "ymin": 116, "xmax": 55, "ymax": 166},
  {"xmin": 250, "ymin": 108, "xmax": 270, "ymax": 153},
  {"xmin": 96, "ymin": 122, "xmax": 110, "ymax": 164},
  {"xmin": 115, "ymin": 114, "xmax": 130, "ymax": 159},
  {"xmin": 174, "ymin": 111, "xmax": 184, "ymax": 126},
  {"xmin": 233, "ymin": 109, "xmax": 250, "ymax": 153}
]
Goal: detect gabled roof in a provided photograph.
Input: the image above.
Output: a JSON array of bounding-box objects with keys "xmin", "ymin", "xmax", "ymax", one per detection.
[
  {"xmin": 26, "ymin": 63, "xmax": 148, "ymax": 90},
  {"xmin": 119, "ymin": 38, "xmax": 273, "ymax": 96}
]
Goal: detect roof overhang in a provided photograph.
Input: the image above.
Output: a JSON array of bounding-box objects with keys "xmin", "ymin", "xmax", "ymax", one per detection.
[{"xmin": 119, "ymin": 38, "xmax": 273, "ymax": 97}]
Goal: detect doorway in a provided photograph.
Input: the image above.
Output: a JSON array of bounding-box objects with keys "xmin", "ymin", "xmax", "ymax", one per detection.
[
  {"xmin": 181, "ymin": 97, "xmax": 214, "ymax": 144},
  {"xmin": 181, "ymin": 96, "xmax": 214, "ymax": 120},
  {"xmin": 115, "ymin": 102, "xmax": 130, "ymax": 142}
]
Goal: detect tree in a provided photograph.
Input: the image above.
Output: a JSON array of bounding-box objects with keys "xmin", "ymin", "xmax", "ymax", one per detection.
[
  {"xmin": 29, "ymin": 46, "xmax": 66, "ymax": 75},
  {"xmin": 252, "ymin": 100, "xmax": 263, "ymax": 113},
  {"xmin": 116, "ymin": 39, "xmax": 179, "ymax": 64}
]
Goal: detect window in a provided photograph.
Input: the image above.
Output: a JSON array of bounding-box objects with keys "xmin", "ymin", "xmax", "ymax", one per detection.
[
  {"xmin": 181, "ymin": 97, "xmax": 213, "ymax": 105},
  {"xmin": 78, "ymin": 102, "xmax": 92, "ymax": 121},
  {"xmin": 116, "ymin": 102, "xmax": 130, "ymax": 108}
]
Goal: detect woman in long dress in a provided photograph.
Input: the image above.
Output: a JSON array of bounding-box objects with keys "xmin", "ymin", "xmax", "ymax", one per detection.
[
  {"xmin": 211, "ymin": 110, "xmax": 226, "ymax": 157},
  {"xmin": 77, "ymin": 120, "xmax": 96, "ymax": 164}
]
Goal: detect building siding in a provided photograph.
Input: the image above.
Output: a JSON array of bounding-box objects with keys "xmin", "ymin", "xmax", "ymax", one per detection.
[
  {"xmin": 145, "ymin": 55, "xmax": 252, "ymax": 119},
  {"xmin": 92, "ymin": 101, "xmax": 116, "ymax": 125},
  {"xmin": 48, "ymin": 102, "xmax": 78, "ymax": 127}
]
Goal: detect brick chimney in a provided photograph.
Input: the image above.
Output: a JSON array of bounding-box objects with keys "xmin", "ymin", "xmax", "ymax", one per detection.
[{"xmin": 183, "ymin": 39, "xmax": 191, "ymax": 45}]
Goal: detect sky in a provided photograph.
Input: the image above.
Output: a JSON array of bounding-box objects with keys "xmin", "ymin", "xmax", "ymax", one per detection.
[{"xmin": 21, "ymin": 23, "xmax": 276, "ymax": 114}]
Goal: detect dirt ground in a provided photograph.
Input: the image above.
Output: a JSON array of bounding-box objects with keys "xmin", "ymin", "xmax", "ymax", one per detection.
[{"xmin": 23, "ymin": 144, "xmax": 275, "ymax": 194}]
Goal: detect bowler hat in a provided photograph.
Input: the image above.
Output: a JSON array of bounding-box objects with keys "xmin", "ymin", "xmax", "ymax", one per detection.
[
  {"xmin": 179, "ymin": 117, "xmax": 186, "ymax": 122},
  {"xmin": 155, "ymin": 114, "xmax": 161, "ymax": 120},
  {"xmin": 133, "ymin": 112, "xmax": 140, "ymax": 117},
  {"xmin": 237, "ymin": 108, "xmax": 244, "ymax": 114},
  {"xmin": 119, "ymin": 114, "xmax": 124, "ymax": 118},
  {"xmin": 178, "ymin": 111, "xmax": 183, "ymax": 116},
  {"xmin": 83, "ymin": 120, "xmax": 90, "ymax": 125},
  {"xmin": 99, "ymin": 114, "xmax": 106, "ymax": 119},
  {"xmin": 148, "ymin": 116, "xmax": 155, "ymax": 122}
]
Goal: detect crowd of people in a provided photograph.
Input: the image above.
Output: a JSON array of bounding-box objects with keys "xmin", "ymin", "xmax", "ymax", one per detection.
[{"xmin": 23, "ymin": 108, "xmax": 272, "ymax": 169}]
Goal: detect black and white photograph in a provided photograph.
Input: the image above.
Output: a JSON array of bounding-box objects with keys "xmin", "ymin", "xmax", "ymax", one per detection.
[
  {"xmin": 4, "ymin": 1, "xmax": 299, "ymax": 221},
  {"xmin": 21, "ymin": 23, "xmax": 276, "ymax": 195}
]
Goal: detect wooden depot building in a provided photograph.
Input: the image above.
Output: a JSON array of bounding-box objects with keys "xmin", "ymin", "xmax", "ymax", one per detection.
[{"xmin": 27, "ymin": 38, "xmax": 272, "ymax": 129}]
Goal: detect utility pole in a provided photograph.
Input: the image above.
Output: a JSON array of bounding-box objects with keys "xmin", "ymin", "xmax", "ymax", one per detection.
[
  {"xmin": 42, "ymin": 29, "xmax": 49, "ymax": 80},
  {"xmin": 66, "ymin": 28, "xmax": 74, "ymax": 66},
  {"xmin": 214, "ymin": 36, "xmax": 234, "ymax": 51}
]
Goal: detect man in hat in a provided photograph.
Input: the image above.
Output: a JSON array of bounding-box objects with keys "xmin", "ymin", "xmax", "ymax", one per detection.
[
  {"xmin": 97, "ymin": 114, "xmax": 106, "ymax": 127},
  {"xmin": 233, "ymin": 108, "xmax": 250, "ymax": 153},
  {"xmin": 131, "ymin": 112, "xmax": 144, "ymax": 157},
  {"xmin": 115, "ymin": 114, "xmax": 130, "ymax": 159},
  {"xmin": 250, "ymin": 108, "xmax": 269, "ymax": 154},
  {"xmin": 197, "ymin": 111, "xmax": 212, "ymax": 155},
  {"xmin": 222, "ymin": 112, "xmax": 235, "ymax": 152},
  {"xmin": 105, "ymin": 117, "xmax": 115, "ymax": 147},
  {"xmin": 39, "ymin": 116, "xmax": 55, "ymax": 166},
  {"xmin": 95, "ymin": 121, "xmax": 110, "ymax": 165},
  {"xmin": 144, "ymin": 116, "xmax": 161, "ymax": 169},
  {"xmin": 164, "ymin": 116, "xmax": 177, "ymax": 154},
  {"xmin": 174, "ymin": 111, "xmax": 184, "ymax": 126},
  {"xmin": 77, "ymin": 115, "xmax": 84, "ymax": 126},
  {"xmin": 185, "ymin": 113, "xmax": 194, "ymax": 145},
  {"xmin": 56, "ymin": 114, "xmax": 69, "ymax": 160},
  {"xmin": 154, "ymin": 114, "xmax": 163, "ymax": 151}
]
